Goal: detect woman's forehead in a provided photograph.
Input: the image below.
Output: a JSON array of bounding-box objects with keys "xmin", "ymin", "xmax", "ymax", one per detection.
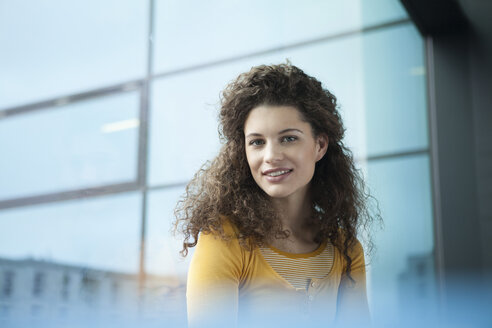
[{"xmin": 244, "ymin": 105, "xmax": 309, "ymax": 134}]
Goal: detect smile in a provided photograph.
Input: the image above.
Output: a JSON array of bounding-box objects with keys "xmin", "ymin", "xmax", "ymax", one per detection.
[
  {"xmin": 266, "ymin": 170, "xmax": 291, "ymax": 177},
  {"xmin": 262, "ymin": 169, "xmax": 293, "ymax": 182}
]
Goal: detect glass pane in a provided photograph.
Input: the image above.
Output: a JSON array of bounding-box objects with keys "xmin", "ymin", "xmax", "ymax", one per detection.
[
  {"xmin": 361, "ymin": 0, "xmax": 408, "ymax": 27},
  {"xmin": 149, "ymin": 53, "xmax": 288, "ymax": 186},
  {"xmin": 276, "ymin": 23, "xmax": 428, "ymax": 159},
  {"xmin": 0, "ymin": 192, "xmax": 142, "ymax": 273},
  {"xmin": 365, "ymin": 154, "xmax": 436, "ymax": 324},
  {"xmin": 0, "ymin": 0, "xmax": 148, "ymax": 109},
  {"xmin": 274, "ymin": 36, "xmax": 368, "ymax": 158},
  {"xmin": 362, "ymin": 24, "xmax": 428, "ymax": 156},
  {"xmin": 0, "ymin": 192, "xmax": 143, "ymax": 325},
  {"xmin": 283, "ymin": 24, "xmax": 427, "ymax": 159},
  {"xmin": 153, "ymin": 0, "xmax": 408, "ymax": 73},
  {"xmin": 149, "ymin": 25, "xmax": 428, "ymax": 184},
  {"xmin": 144, "ymin": 187, "xmax": 189, "ymax": 325},
  {"xmin": 0, "ymin": 91, "xmax": 140, "ymax": 200},
  {"xmin": 146, "ymin": 186, "xmax": 189, "ymax": 278}
]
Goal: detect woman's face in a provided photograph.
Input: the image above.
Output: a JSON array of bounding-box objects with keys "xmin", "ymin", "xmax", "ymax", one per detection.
[{"xmin": 243, "ymin": 105, "xmax": 328, "ymax": 200}]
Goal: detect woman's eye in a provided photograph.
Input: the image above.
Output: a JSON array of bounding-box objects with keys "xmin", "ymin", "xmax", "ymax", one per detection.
[
  {"xmin": 249, "ymin": 139, "xmax": 264, "ymax": 146},
  {"xmin": 282, "ymin": 136, "xmax": 297, "ymax": 143}
]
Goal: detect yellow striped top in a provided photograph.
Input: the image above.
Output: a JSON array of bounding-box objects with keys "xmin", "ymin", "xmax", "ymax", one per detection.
[
  {"xmin": 259, "ymin": 241, "xmax": 334, "ymax": 290},
  {"xmin": 187, "ymin": 219, "xmax": 370, "ymax": 327}
]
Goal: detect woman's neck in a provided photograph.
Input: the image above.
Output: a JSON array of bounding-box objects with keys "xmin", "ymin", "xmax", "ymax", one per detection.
[
  {"xmin": 269, "ymin": 190, "xmax": 321, "ymax": 252},
  {"xmin": 271, "ymin": 189, "xmax": 314, "ymax": 237}
]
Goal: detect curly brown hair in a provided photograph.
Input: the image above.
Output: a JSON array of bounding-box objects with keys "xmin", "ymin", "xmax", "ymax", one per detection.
[{"xmin": 174, "ymin": 62, "xmax": 379, "ymax": 277}]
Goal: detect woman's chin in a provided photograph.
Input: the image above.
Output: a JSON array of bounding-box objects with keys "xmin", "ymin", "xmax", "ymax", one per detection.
[
  {"xmin": 261, "ymin": 182, "xmax": 311, "ymax": 201},
  {"xmin": 267, "ymin": 192, "xmax": 290, "ymax": 199},
  {"xmin": 262, "ymin": 187, "xmax": 294, "ymax": 199}
]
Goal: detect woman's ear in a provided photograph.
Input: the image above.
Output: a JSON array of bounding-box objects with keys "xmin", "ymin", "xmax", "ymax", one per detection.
[{"xmin": 316, "ymin": 134, "xmax": 329, "ymax": 162}]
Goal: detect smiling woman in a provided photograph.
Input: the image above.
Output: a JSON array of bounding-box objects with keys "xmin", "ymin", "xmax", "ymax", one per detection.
[
  {"xmin": 174, "ymin": 63, "xmax": 379, "ymax": 327},
  {"xmin": 244, "ymin": 105, "xmax": 327, "ymax": 201}
]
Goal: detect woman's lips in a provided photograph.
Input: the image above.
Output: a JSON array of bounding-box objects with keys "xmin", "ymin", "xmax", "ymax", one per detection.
[{"xmin": 263, "ymin": 169, "xmax": 293, "ymax": 183}]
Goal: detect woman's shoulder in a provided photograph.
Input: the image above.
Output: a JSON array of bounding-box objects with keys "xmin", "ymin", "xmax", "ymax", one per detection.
[
  {"xmin": 201, "ymin": 215, "xmax": 240, "ymax": 238},
  {"xmin": 197, "ymin": 215, "xmax": 242, "ymax": 250},
  {"xmin": 192, "ymin": 216, "xmax": 246, "ymax": 273},
  {"xmin": 335, "ymin": 228, "xmax": 363, "ymax": 249},
  {"xmin": 329, "ymin": 229, "xmax": 365, "ymax": 265},
  {"xmin": 332, "ymin": 230, "xmax": 366, "ymax": 275},
  {"xmin": 219, "ymin": 215, "xmax": 241, "ymax": 236}
]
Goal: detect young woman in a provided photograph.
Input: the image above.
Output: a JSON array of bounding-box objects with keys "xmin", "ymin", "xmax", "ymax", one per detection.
[{"xmin": 174, "ymin": 63, "xmax": 377, "ymax": 327}]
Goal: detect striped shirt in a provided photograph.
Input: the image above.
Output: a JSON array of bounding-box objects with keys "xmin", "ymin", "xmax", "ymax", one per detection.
[{"xmin": 259, "ymin": 241, "xmax": 334, "ymax": 290}]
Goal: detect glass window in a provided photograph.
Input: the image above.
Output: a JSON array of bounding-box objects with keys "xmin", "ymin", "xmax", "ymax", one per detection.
[
  {"xmin": 145, "ymin": 187, "xmax": 188, "ymax": 325},
  {"xmin": 150, "ymin": 24, "xmax": 428, "ymax": 182},
  {"xmin": 0, "ymin": 91, "xmax": 140, "ymax": 200},
  {"xmin": 269, "ymin": 25, "xmax": 427, "ymax": 159},
  {"xmin": 272, "ymin": 36, "xmax": 368, "ymax": 157},
  {"xmin": 80, "ymin": 273, "xmax": 101, "ymax": 304},
  {"xmin": 148, "ymin": 53, "xmax": 287, "ymax": 186},
  {"xmin": 362, "ymin": 24, "xmax": 428, "ymax": 156},
  {"xmin": 0, "ymin": 192, "xmax": 142, "ymax": 273},
  {"xmin": 365, "ymin": 154, "xmax": 435, "ymax": 324},
  {"xmin": 61, "ymin": 274, "xmax": 70, "ymax": 300},
  {"xmin": 145, "ymin": 187, "xmax": 189, "ymax": 278},
  {"xmin": 0, "ymin": 0, "xmax": 148, "ymax": 109},
  {"xmin": 153, "ymin": 0, "xmax": 407, "ymax": 73},
  {"xmin": 1, "ymin": 271, "xmax": 14, "ymax": 298},
  {"xmin": 360, "ymin": 0, "xmax": 408, "ymax": 27},
  {"xmin": 32, "ymin": 272, "xmax": 45, "ymax": 297}
]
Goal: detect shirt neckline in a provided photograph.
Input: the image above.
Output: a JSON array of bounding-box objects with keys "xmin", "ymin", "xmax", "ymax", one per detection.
[
  {"xmin": 265, "ymin": 240, "xmax": 328, "ymax": 259},
  {"xmin": 256, "ymin": 240, "xmax": 338, "ymax": 291}
]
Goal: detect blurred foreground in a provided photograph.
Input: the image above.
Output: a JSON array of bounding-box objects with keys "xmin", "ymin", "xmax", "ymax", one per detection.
[{"xmin": 0, "ymin": 257, "xmax": 490, "ymax": 328}]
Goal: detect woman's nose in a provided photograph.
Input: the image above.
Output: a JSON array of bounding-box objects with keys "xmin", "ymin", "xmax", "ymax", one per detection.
[{"xmin": 264, "ymin": 143, "xmax": 283, "ymax": 163}]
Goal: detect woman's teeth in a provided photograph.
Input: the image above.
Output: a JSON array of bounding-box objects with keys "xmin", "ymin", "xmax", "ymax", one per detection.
[{"xmin": 267, "ymin": 170, "xmax": 290, "ymax": 177}]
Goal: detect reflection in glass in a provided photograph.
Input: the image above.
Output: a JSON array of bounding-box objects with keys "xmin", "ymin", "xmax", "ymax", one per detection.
[
  {"xmin": 0, "ymin": 0, "xmax": 148, "ymax": 109},
  {"xmin": 0, "ymin": 91, "xmax": 140, "ymax": 200},
  {"xmin": 146, "ymin": 187, "xmax": 188, "ymax": 277},
  {"xmin": 145, "ymin": 187, "xmax": 188, "ymax": 325},
  {"xmin": 287, "ymin": 23, "xmax": 428, "ymax": 159},
  {"xmin": 149, "ymin": 54, "xmax": 288, "ymax": 186},
  {"xmin": 362, "ymin": 24, "xmax": 428, "ymax": 156},
  {"xmin": 32, "ymin": 272, "xmax": 45, "ymax": 298},
  {"xmin": 273, "ymin": 36, "xmax": 368, "ymax": 158},
  {"xmin": 153, "ymin": 0, "xmax": 407, "ymax": 73},
  {"xmin": 149, "ymin": 23, "xmax": 428, "ymax": 187},
  {"xmin": 0, "ymin": 192, "xmax": 141, "ymax": 273},
  {"xmin": 366, "ymin": 154, "xmax": 435, "ymax": 324},
  {"xmin": 360, "ymin": 0, "xmax": 408, "ymax": 27}
]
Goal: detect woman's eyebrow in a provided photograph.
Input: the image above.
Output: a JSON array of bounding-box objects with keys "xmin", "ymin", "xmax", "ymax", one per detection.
[
  {"xmin": 278, "ymin": 128, "xmax": 303, "ymax": 134},
  {"xmin": 245, "ymin": 132, "xmax": 263, "ymax": 138},
  {"xmin": 245, "ymin": 128, "xmax": 303, "ymax": 138}
]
